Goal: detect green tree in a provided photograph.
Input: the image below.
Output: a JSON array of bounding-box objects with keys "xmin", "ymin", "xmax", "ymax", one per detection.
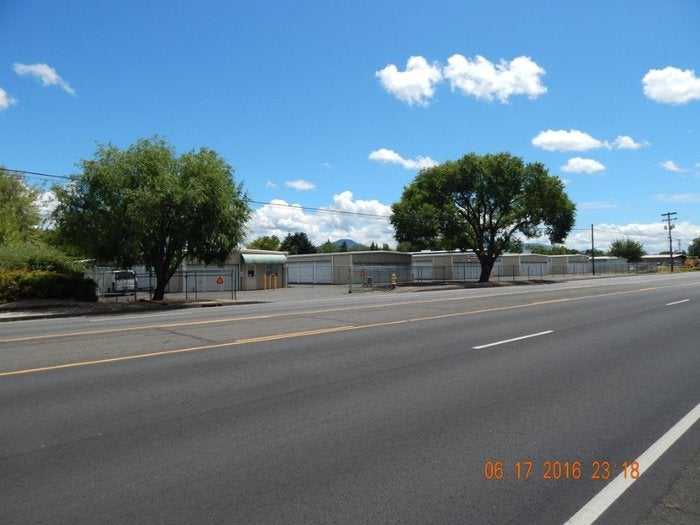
[
  {"xmin": 381, "ymin": 243, "xmax": 390, "ymax": 251},
  {"xmin": 608, "ymin": 239, "xmax": 645, "ymax": 262},
  {"xmin": 527, "ymin": 243, "xmax": 579, "ymax": 255},
  {"xmin": 319, "ymin": 239, "xmax": 336, "ymax": 253},
  {"xmin": 369, "ymin": 242, "xmax": 378, "ymax": 251},
  {"xmin": 0, "ymin": 168, "xmax": 40, "ymax": 245},
  {"xmin": 280, "ymin": 232, "xmax": 316, "ymax": 254},
  {"xmin": 53, "ymin": 137, "xmax": 250, "ymax": 300},
  {"xmin": 391, "ymin": 153, "xmax": 575, "ymax": 282},
  {"xmin": 505, "ymin": 238, "xmax": 524, "ymax": 253},
  {"xmin": 688, "ymin": 238, "xmax": 700, "ymax": 257},
  {"xmin": 248, "ymin": 235, "xmax": 280, "ymax": 251},
  {"xmin": 339, "ymin": 240, "xmax": 348, "ymax": 252}
]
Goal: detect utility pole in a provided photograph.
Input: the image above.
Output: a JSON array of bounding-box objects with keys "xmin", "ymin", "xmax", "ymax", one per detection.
[
  {"xmin": 591, "ymin": 224, "xmax": 596, "ymax": 276},
  {"xmin": 661, "ymin": 212, "xmax": 677, "ymax": 272}
]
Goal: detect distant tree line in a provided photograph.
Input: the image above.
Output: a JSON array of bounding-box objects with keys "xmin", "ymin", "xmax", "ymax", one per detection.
[{"xmin": 247, "ymin": 232, "xmax": 390, "ymax": 255}]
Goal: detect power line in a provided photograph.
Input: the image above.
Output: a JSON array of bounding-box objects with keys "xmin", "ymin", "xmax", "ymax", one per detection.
[
  {"xmin": 2, "ymin": 168, "xmax": 71, "ymax": 180},
  {"xmin": 2, "ymin": 167, "xmax": 393, "ymax": 220},
  {"xmin": 247, "ymin": 200, "xmax": 391, "ymax": 219}
]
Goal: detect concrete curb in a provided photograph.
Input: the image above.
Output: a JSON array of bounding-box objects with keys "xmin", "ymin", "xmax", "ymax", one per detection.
[{"xmin": 0, "ymin": 300, "xmax": 265, "ymax": 322}]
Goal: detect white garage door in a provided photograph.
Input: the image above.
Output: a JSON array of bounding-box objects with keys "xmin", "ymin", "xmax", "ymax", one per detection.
[{"xmin": 288, "ymin": 262, "xmax": 332, "ymax": 284}]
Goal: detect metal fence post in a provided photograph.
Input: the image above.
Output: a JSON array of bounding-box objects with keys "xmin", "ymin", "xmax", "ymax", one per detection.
[{"xmin": 185, "ymin": 272, "xmax": 188, "ymax": 301}]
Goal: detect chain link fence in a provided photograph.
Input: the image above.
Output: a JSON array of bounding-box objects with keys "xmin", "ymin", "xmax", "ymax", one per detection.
[
  {"xmin": 348, "ymin": 261, "xmax": 662, "ymax": 291},
  {"xmin": 87, "ymin": 267, "xmax": 240, "ymax": 301}
]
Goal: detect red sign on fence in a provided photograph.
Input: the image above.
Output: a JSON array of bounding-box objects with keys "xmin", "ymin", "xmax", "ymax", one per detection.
[{"xmin": 216, "ymin": 276, "xmax": 224, "ymax": 285}]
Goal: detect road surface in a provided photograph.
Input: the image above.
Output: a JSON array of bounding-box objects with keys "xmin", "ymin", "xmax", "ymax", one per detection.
[{"xmin": 1, "ymin": 273, "xmax": 699, "ymax": 524}]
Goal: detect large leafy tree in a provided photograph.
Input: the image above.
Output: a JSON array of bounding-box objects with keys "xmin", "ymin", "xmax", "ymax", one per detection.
[
  {"xmin": 0, "ymin": 168, "xmax": 40, "ymax": 245},
  {"xmin": 688, "ymin": 238, "xmax": 700, "ymax": 257},
  {"xmin": 280, "ymin": 232, "xmax": 316, "ymax": 254},
  {"xmin": 608, "ymin": 239, "xmax": 645, "ymax": 262},
  {"xmin": 53, "ymin": 138, "xmax": 250, "ymax": 299},
  {"xmin": 248, "ymin": 235, "xmax": 280, "ymax": 251},
  {"xmin": 391, "ymin": 153, "xmax": 576, "ymax": 282}
]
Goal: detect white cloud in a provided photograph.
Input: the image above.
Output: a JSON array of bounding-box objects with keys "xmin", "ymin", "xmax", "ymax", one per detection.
[
  {"xmin": 578, "ymin": 201, "xmax": 617, "ymax": 210},
  {"xmin": 561, "ymin": 157, "xmax": 605, "ymax": 174},
  {"xmin": 553, "ymin": 222, "xmax": 700, "ymax": 253},
  {"xmin": 34, "ymin": 190, "xmax": 58, "ymax": 226},
  {"xmin": 0, "ymin": 87, "xmax": 16, "ymax": 110},
  {"xmin": 642, "ymin": 66, "xmax": 700, "ymax": 104},
  {"xmin": 285, "ymin": 179, "xmax": 315, "ymax": 191},
  {"xmin": 656, "ymin": 193, "xmax": 700, "ymax": 204},
  {"xmin": 13, "ymin": 63, "xmax": 75, "ymax": 95},
  {"xmin": 247, "ymin": 192, "xmax": 394, "ymax": 246},
  {"xmin": 443, "ymin": 54, "xmax": 546, "ymax": 103},
  {"xmin": 368, "ymin": 148, "xmax": 438, "ymax": 170},
  {"xmin": 375, "ymin": 56, "xmax": 442, "ymax": 106},
  {"xmin": 612, "ymin": 135, "xmax": 646, "ymax": 150},
  {"xmin": 660, "ymin": 160, "xmax": 684, "ymax": 173},
  {"xmin": 265, "ymin": 180, "xmax": 278, "ymax": 189},
  {"xmin": 532, "ymin": 129, "xmax": 606, "ymax": 152}
]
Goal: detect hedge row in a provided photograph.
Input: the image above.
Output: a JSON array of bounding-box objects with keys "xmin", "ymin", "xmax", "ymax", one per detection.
[
  {"xmin": 0, "ymin": 269, "xmax": 97, "ymax": 303},
  {"xmin": 0, "ymin": 242, "xmax": 86, "ymax": 274}
]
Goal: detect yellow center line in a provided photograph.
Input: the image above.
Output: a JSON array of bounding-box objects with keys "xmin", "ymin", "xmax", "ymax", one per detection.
[
  {"xmin": 0, "ymin": 286, "xmax": 657, "ymax": 378},
  {"xmin": 0, "ymin": 282, "xmax": 667, "ymax": 345}
]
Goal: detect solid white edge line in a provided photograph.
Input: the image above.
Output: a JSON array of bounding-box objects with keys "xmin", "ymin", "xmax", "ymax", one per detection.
[
  {"xmin": 666, "ymin": 299, "xmax": 690, "ymax": 306},
  {"xmin": 564, "ymin": 402, "xmax": 700, "ymax": 525},
  {"xmin": 472, "ymin": 330, "xmax": 554, "ymax": 350}
]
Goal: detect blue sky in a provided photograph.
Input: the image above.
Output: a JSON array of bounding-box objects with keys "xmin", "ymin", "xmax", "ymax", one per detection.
[{"xmin": 1, "ymin": 1, "xmax": 699, "ymax": 250}]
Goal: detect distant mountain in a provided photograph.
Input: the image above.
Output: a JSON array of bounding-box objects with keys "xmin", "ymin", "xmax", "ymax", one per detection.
[{"xmin": 332, "ymin": 238, "xmax": 362, "ymax": 249}]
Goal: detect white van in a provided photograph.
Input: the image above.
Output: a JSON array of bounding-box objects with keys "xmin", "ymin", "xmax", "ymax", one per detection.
[{"xmin": 109, "ymin": 270, "xmax": 137, "ymax": 293}]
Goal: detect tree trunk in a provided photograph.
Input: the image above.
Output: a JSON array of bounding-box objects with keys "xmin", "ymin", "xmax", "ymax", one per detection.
[
  {"xmin": 152, "ymin": 267, "xmax": 169, "ymax": 301},
  {"xmin": 152, "ymin": 281, "xmax": 166, "ymax": 301},
  {"xmin": 479, "ymin": 257, "xmax": 494, "ymax": 283}
]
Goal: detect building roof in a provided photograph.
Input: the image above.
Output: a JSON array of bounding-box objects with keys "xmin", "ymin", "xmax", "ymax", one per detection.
[
  {"xmin": 241, "ymin": 252, "xmax": 287, "ymax": 264},
  {"xmin": 288, "ymin": 250, "xmax": 404, "ymax": 258},
  {"xmin": 410, "ymin": 250, "xmax": 476, "ymax": 256},
  {"xmin": 241, "ymin": 248, "xmax": 288, "ymax": 255},
  {"xmin": 641, "ymin": 254, "xmax": 685, "ymax": 259}
]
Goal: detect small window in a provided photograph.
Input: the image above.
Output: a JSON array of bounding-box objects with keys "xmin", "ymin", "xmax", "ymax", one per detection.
[{"xmin": 247, "ymin": 268, "xmax": 255, "ymax": 278}]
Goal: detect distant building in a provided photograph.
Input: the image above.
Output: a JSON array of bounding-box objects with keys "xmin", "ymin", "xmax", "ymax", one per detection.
[
  {"xmin": 641, "ymin": 254, "xmax": 687, "ymax": 265},
  {"xmin": 287, "ymin": 250, "xmax": 411, "ymax": 284}
]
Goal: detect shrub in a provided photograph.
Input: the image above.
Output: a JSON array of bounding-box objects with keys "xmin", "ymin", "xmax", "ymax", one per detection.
[
  {"xmin": 0, "ymin": 242, "xmax": 86, "ymax": 274},
  {"xmin": 0, "ymin": 269, "xmax": 97, "ymax": 303}
]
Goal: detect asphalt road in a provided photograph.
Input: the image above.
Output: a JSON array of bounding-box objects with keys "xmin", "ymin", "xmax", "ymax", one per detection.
[{"xmin": 1, "ymin": 273, "xmax": 699, "ymax": 524}]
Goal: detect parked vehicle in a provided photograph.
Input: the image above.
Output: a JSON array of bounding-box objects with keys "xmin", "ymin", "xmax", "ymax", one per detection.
[{"xmin": 109, "ymin": 270, "xmax": 137, "ymax": 294}]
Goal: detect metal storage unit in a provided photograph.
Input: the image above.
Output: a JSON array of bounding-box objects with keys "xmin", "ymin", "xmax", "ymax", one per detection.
[{"xmin": 288, "ymin": 260, "xmax": 333, "ymax": 284}]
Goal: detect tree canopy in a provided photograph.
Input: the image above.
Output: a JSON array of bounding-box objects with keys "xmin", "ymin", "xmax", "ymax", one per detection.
[
  {"xmin": 248, "ymin": 235, "xmax": 281, "ymax": 251},
  {"xmin": 391, "ymin": 152, "xmax": 575, "ymax": 281},
  {"xmin": 0, "ymin": 168, "xmax": 40, "ymax": 246},
  {"xmin": 688, "ymin": 238, "xmax": 700, "ymax": 257},
  {"xmin": 318, "ymin": 239, "xmax": 336, "ymax": 253},
  {"xmin": 526, "ymin": 243, "xmax": 579, "ymax": 255},
  {"xmin": 53, "ymin": 137, "xmax": 250, "ymax": 299},
  {"xmin": 279, "ymin": 232, "xmax": 316, "ymax": 254},
  {"xmin": 608, "ymin": 239, "xmax": 645, "ymax": 262}
]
